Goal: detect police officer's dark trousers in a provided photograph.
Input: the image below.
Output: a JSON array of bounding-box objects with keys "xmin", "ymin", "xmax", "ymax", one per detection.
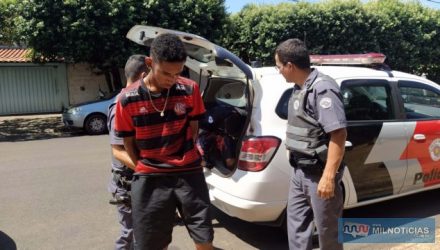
[{"xmin": 287, "ymin": 165, "xmax": 344, "ymax": 250}]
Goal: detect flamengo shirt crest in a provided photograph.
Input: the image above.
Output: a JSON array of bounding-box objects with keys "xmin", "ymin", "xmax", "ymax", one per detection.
[{"xmin": 114, "ymin": 77, "xmax": 206, "ymax": 174}]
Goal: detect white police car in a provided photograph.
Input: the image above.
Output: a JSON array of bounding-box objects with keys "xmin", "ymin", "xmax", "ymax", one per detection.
[{"xmin": 127, "ymin": 26, "xmax": 440, "ymax": 227}]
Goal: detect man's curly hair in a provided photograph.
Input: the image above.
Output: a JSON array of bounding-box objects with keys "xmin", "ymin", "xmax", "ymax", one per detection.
[{"xmin": 150, "ymin": 33, "xmax": 187, "ymax": 63}]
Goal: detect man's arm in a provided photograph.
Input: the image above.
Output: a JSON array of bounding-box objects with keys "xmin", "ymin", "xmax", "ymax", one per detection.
[
  {"xmin": 123, "ymin": 136, "xmax": 139, "ymax": 169},
  {"xmin": 188, "ymin": 81, "xmax": 204, "ymax": 144},
  {"xmin": 109, "ymin": 99, "xmax": 136, "ymax": 171},
  {"xmin": 111, "ymin": 145, "xmax": 136, "ymax": 170},
  {"xmin": 190, "ymin": 120, "xmax": 199, "ymax": 143},
  {"xmin": 313, "ymin": 79, "xmax": 347, "ymax": 199},
  {"xmin": 317, "ymin": 128, "xmax": 347, "ymax": 199}
]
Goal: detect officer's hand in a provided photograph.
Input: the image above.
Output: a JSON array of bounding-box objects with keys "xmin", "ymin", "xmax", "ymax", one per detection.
[{"xmin": 317, "ymin": 176, "xmax": 335, "ymax": 200}]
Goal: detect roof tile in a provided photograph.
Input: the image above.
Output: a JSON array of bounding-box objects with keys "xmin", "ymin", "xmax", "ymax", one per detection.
[{"xmin": 0, "ymin": 48, "xmax": 32, "ymax": 62}]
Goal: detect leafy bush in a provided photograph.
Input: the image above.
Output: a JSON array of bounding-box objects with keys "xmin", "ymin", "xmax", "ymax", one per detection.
[
  {"xmin": 12, "ymin": 0, "xmax": 227, "ymax": 90},
  {"xmin": 0, "ymin": 0, "xmax": 19, "ymax": 46}
]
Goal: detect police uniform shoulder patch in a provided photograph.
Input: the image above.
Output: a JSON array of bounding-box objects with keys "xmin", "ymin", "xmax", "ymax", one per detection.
[
  {"xmin": 293, "ymin": 100, "xmax": 300, "ymax": 110},
  {"xmin": 319, "ymin": 97, "xmax": 332, "ymax": 109}
]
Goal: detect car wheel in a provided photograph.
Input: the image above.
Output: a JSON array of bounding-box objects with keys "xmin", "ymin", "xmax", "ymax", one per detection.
[{"xmin": 84, "ymin": 114, "xmax": 107, "ymax": 135}]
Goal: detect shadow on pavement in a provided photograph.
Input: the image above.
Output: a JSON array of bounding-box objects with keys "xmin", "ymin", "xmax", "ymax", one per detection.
[
  {"xmin": 0, "ymin": 117, "xmax": 84, "ymax": 142},
  {"xmin": 0, "ymin": 231, "xmax": 17, "ymax": 250},
  {"xmin": 211, "ymin": 207, "xmax": 289, "ymax": 250}
]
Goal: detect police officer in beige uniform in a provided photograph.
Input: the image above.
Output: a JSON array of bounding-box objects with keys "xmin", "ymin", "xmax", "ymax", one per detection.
[{"xmin": 275, "ymin": 39, "xmax": 347, "ymax": 250}]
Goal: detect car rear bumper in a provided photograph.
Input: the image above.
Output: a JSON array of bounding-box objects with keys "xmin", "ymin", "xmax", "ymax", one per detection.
[
  {"xmin": 204, "ymin": 168, "xmax": 288, "ymax": 224},
  {"xmin": 208, "ymin": 183, "xmax": 286, "ymax": 223}
]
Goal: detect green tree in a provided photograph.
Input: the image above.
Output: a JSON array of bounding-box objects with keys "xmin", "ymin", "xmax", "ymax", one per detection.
[
  {"xmin": 222, "ymin": 0, "xmax": 440, "ymax": 83},
  {"xmin": 17, "ymin": 0, "xmax": 227, "ymax": 91},
  {"xmin": 365, "ymin": 0, "xmax": 440, "ymax": 81},
  {"xmin": 0, "ymin": 0, "xmax": 20, "ymax": 46},
  {"xmin": 222, "ymin": 1, "xmax": 375, "ymax": 65}
]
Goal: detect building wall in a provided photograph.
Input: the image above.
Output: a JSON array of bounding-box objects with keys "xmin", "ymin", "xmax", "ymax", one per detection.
[
  {"xmin": 67, "ymin": 63, "xmax": 110, "ymax": 105},
  {"xmin": 0, "ymin": 61, "xmax": 124, "ymax": 114},
  {"xmin": 0, "ymin": 63, "xmax": 69, "ymax": 115}
]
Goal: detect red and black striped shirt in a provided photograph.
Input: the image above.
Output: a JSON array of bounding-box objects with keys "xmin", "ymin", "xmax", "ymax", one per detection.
[{"xmin": 114, "ymin": 77, "xmax": 205, "ymax": 174}]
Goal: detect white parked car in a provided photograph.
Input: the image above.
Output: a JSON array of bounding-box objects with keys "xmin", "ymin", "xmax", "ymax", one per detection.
[{"xmin": 127, "ymin": 26, "xmax": 440, "ymax": 227}]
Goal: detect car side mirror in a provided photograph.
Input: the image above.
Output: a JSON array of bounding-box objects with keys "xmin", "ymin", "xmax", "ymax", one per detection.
[{"xmin": 275, "ymin": 88, "xmax": 293, "ymax": 120}]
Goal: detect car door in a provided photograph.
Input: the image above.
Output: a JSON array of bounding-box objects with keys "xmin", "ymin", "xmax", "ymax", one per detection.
[
  {"xmin": 397, "ymin": 80, "xmax": 440, "ymax": 193},
  {"xmin": 341, "ymin": 79, "xmax": 408, "ymax": 202}
]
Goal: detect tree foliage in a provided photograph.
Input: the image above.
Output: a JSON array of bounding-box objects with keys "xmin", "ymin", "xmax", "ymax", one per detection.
[
  {"xmin": 15, "ymin": 0, "xmax": 227, "ymax": 90},
  {"xmin": 4, "ymin": 0, "xmax": 440, "ymax": 83},
  {"xmin": 0, "ymin": 0, "xmax": 20, "ymax": 46},
  {"xmin": 364, "ymin": 0, "xmax": 440, "ymax": 82},
  {"xmin": 222, "ymin": 0, "xmax": 440, "ymax": 83}
]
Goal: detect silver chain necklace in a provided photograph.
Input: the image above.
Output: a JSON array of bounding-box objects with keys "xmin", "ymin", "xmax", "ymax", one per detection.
[{"xmin": 144, "ymin": 78, "xmax": 170, "ymax": 117}]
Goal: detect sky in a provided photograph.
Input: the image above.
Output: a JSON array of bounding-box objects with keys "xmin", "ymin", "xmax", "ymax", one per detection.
[
  {"xmin": 224, "ymin": 0, "xmax": 440, "ymax": 13},
  {"xmin": 224, "ymin": 0, "xmax": 293, "ymax": 13}
]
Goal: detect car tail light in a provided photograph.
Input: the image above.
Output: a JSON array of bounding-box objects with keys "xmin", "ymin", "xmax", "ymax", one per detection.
[
  {"xmin": 238, "ymin": 136, "xmax": 281, "ymax": 172},
  {"xmin": 310, "ymin": 53, "xmax": 386, "ymax": 65}
]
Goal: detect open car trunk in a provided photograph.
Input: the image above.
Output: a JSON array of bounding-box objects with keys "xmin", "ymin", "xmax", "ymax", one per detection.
[
  {"xmin": 126, "ymin": 25, "xmax": 254, "ymax": 177},
  {"xmin": 198, "ymin": 77, "xmax": 252, "ymax": 176}
]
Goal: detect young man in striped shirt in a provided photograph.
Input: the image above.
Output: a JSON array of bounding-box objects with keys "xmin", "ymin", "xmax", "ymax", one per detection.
[{"xmin": 114, "ymin": 33, "xmax": 213, "ymax": 250}]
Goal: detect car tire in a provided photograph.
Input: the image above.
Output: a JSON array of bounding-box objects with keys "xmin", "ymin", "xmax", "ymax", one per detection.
[{"xmin": 84, "ymin": 114, "xmax": 107, "ymax": 135}]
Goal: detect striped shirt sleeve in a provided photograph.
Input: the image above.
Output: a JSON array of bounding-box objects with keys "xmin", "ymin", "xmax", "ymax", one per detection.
[
  {"xmin": 114, "ymin": 96, "xmax": 135, "ymax": 137},
  {"xmin": 188, "ymin": 83, "xmax": 205, "ymax": 120}
]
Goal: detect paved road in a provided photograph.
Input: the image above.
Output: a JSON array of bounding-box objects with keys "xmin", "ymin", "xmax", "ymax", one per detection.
[
  {"xmin": 0, "ymin": 135, "xmax": 289, "ymax": 250},
  {"xmin": 0, "ymin": 133, "xmax": 438, "ymax": 249}
]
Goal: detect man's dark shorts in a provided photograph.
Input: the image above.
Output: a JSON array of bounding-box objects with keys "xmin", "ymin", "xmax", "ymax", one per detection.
[{"xmin": 131, "ymin": 171, "xmax": 214, "ymax": 250}]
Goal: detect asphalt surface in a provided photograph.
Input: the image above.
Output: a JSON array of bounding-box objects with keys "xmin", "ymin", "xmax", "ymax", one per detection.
[
  {"xmin": 0, "ymin": 115, "xmax": 439, "ymax": 249},
  {"xmin": 0, "ymin": 118, "xmax": 289, "ymax": 250}
]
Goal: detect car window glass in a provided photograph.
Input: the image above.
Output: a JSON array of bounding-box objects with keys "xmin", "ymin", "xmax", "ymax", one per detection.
[
  {"xmin": 398, "ymin": 81, "xmax": 440, "ymax": 119},
  {"xmin": 342, "ymin": 81, "xmax": 393, "ymax": 121},
  {"xmin": 214, "ymin": 82, "xmax": 246, "ymax": 107}
]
